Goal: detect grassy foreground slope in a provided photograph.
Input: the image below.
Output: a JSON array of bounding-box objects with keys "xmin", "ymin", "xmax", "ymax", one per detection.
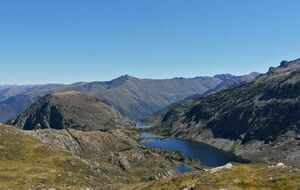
[
  {"xmin": 0, "ymin": 124, "xmax": 201, "ymax": 189},
  {"xmin": 124, "ymin": 164, "xmax": 300, "ymax": 190},
  {"xmin": 0, "ymin": 124, "xmax": 108, "ymax": 190}
]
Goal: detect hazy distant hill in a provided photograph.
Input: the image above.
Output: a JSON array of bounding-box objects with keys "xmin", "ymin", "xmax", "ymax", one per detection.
[
  {"xmin": 0, "ymin": 94, "xmax": 40, "ymax": 122},
  {"xmin": 150, "ymin": 59, "xmax": 300, "ymax": 165},
  {"xmin": 0, "ymin": 73, "xmax": 259, "ymax": 122}
]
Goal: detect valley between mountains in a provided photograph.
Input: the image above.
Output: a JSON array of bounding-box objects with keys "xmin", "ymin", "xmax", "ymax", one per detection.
[{"xmin": 0, "ymin": 59, "xmax": 300, "ymax": 190}]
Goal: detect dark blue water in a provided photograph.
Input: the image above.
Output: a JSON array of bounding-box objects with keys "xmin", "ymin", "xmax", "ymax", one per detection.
[
  {"xmin": 141, "ymin": 137, "xmax": 249, "ymax": 168},
  {"xmin": 137, "ymin": 122, "xmax": 249, "ymax": 168}
]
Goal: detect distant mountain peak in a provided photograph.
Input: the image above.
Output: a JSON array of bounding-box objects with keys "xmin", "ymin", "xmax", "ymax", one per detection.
[
  {"xmin": 214, "ymin": 73, "xmax": 235, "ymax": 79},
  {"xmin": 104, "ymin": 75, "xmax": 136, "ymax": 88},
  {"xmin": 115, "ymin": 74, "xmax": 135, "ymax": 80},
  {"xmin": 249, "ymin": 71, "xmax": 261, "ymax": 75}
]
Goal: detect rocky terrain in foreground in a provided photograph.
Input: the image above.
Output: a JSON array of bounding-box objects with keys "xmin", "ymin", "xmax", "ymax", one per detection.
[{"xmin": 149, "ymin": 59, "xmax": 300, "ymax": 166}]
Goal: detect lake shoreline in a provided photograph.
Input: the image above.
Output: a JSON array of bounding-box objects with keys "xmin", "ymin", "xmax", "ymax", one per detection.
[{"xmin": 137, "ymin": 122, "xmax": 250, "ymax": 168}]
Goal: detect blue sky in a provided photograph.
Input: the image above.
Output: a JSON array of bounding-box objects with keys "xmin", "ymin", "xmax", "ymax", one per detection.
[{"xmin": 0, "ymin": 0, "xmax": 299, "ymax": 84}]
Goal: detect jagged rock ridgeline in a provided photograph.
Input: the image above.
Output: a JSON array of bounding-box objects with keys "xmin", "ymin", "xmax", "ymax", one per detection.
[{"xmin": 8, "ymin": 92, "xmax": 133, "ymax": 131}]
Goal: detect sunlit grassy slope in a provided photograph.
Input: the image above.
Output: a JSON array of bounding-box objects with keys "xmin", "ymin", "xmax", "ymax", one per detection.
[
  {"xmin": 0, "ymin": 124, "xmax": 114, "ymax": 189},
  {"xmin": 124, "ymin": 164, "xmax": 300, "ymax": 190}
]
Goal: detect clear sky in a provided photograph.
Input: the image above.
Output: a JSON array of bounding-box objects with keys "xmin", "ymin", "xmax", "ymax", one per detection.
[{"xmin": 0, "ymin": 0, "xmax": 299, "ymax": 84}]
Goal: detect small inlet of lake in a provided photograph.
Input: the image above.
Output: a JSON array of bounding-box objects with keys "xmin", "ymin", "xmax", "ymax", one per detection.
[{"xmin": 137, "ymin": 122, "xmax": 249, "ymax": 168}]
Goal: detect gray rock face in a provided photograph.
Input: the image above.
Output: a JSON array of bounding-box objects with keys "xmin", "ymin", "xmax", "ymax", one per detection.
[{"xmin": 152, "ymin": 59, "xmax": 300, "ymax": 165}]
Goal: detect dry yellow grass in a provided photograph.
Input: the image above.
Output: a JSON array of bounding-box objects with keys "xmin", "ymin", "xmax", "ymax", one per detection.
[
  {"xmin": 124, "ymin": 164, "xmax": 300, "ymax": 190},
  {"xmin": 0, "ymin": 125, "xmax": 110, "ymax": 189}
]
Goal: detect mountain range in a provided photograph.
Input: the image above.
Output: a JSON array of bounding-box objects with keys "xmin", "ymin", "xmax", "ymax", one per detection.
[{"xmin": 0, "ymin": 73, "xmax": 259, "ymax": 122}]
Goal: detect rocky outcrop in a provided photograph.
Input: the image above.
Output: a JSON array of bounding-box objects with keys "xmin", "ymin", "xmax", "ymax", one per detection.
[
  {"xmin": 24, "ymin": 128, "xmax": 140, "ymax": 161},
  {"xmin": 8, "ymin": 92, "xmax": 133, "ymax": 131},
  {"xmin": 209, "ymin": 163, "xmax": 233, "ymax": 173}
]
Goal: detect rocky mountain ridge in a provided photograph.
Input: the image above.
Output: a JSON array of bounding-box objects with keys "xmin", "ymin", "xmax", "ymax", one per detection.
[
  {"xmin": 8, "ymin": 92, "xmax": 133, "ymax": 131},
  {"xmin": 150, "ymin": 59, "xmax": 300, "ymax": 165}
]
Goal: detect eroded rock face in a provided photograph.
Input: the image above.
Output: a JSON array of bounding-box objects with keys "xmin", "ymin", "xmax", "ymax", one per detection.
[{"xmin": 152, "ymin": 59, "xmax": 300, "ymax": 165}]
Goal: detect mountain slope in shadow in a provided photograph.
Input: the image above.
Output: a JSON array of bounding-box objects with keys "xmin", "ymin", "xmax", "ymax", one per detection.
[{"xmin": 151, "ymin": 59, "xmax": 300, "ymax": 165}]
